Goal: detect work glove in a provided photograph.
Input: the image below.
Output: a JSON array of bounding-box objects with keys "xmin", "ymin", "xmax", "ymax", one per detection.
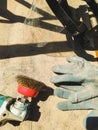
[
  {"xmin": 50, "ymin": 56, "xmax": 98, "ymax": 109},
  {"xmin": 51, "ymin": 56, "xmax": 98, "ymax": 129}
]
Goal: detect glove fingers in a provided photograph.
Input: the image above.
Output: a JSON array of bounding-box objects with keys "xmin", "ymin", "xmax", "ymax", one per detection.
[
  {"xmin": 52, "ymin": 56, "xmax": 85, "ymax": 74},
  {"xmin": 69, "ymin": 86, "xmax": 98, "ymax": 103},
  {"xmin": 52, "ymin": 63, "xmax": 77, "ymax": 74},
  {"xmin": 50, "ymin": 74, "xmax": 83, "ymax": 83},
  {"xmin": 54, "ymin": 84, "xmax": 83, "ymax": 99},
  {"xmin": 56, "ymin": 100, "xmax": 94, "ymax": 111},
  {"xmin": 66, "ymin": 55, "xmax": 86, "ymax": 63},
  {"xmin": 83, "ymin": 110, "xmax": 98, "ymax": 130},
  {"xmin": 54, "ymin": 89, "xmax": 73, "ymax": 99},
  {"xmin": 60, "ymin": 85, "xmax": 83, "ymax": 91}
]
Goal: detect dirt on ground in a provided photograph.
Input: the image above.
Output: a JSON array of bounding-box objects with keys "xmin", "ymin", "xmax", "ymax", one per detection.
[{"xmin": 0, "ymin": 0, "xmax": 97, "ymax": 130}]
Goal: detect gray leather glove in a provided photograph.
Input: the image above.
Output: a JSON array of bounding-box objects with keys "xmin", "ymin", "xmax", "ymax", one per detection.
[
  {"xmin": 51, "ymin": 56, "xmax": 98, "ymax": 129},
  {"xmin": 50, "ymin": 56, "xmax": 98, "ymax": 109}
]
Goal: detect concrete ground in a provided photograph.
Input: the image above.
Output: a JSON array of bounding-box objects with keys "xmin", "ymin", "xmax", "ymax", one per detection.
[{"xmin": 0, "ymin": 0, "xmax": 97, "ymax": 130}]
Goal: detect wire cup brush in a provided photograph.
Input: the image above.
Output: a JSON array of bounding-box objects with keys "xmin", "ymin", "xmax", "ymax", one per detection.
[{"xmin": 16, "ymin": 75, "xmax": 45, "ymax": 97}]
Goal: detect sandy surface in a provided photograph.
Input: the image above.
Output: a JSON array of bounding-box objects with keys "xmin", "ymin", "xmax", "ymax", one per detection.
[{"xmin": 0, "ymin": 0, "xmax": 97, "ymax": 130}]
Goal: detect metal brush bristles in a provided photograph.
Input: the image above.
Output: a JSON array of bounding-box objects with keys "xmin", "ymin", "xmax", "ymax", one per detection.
[{"xmin": 16, "ymin": 75, "xmax": 45, "ymax": 91}]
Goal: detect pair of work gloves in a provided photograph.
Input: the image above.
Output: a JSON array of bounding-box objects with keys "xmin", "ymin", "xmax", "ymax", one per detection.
[{"xmin": 50, "ymin": 56, "xmax": 98, "ymax": 130}]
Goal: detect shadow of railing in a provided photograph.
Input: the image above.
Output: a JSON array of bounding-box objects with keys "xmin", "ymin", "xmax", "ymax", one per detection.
[{"xmin": 0, "ymin": 41, "xmax": 72, "ymax": 59}]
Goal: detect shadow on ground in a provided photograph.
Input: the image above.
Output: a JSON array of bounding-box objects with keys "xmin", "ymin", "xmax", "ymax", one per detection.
[
  {"xmin": 0, "ymin": 3, "xmax": 98, "ymax": 61},
  {"xmin": 0, "ymin": 41, "xmax": 72, "ymax": 59},
  {"xmin": 7, "ymin": 86, "xmax": 53, "ymax": 126},
  {"xmin": 0, "ymin": 0, "xmax": 26, "ymax": 23}
]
